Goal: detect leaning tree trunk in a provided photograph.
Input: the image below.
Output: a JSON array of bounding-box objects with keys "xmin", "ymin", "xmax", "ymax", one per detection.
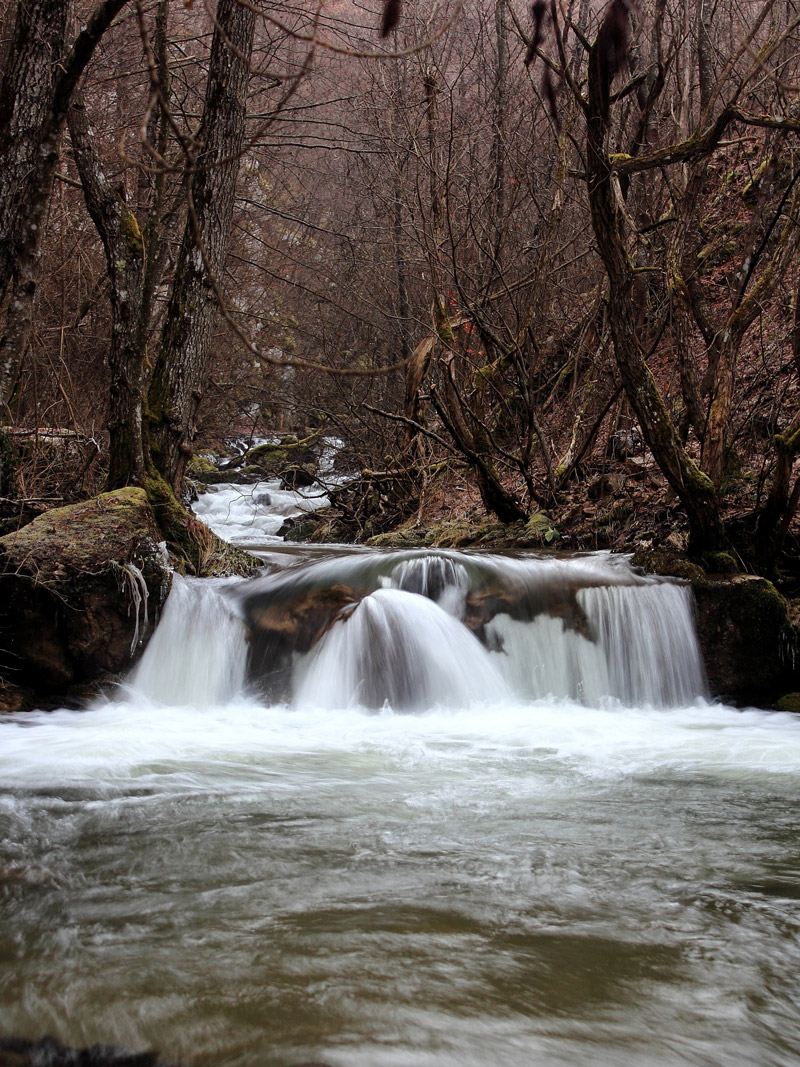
[
  {"xmin": 147, "ymin": 0, "xmax": 255, "ymax": 494},
  {"xmin": 584, "ymin": 19, "xmax": 724, "ymax": 556}
]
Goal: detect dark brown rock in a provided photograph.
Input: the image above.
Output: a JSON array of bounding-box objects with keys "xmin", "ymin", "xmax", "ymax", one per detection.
[
  {"xmin": 0, "ymin": 488, "xmax": 172, "ymax": 709},
  {"xmin": 279, "ymin": 464, "xmax": 317, "ymax": 490},
  {"xmin": 246, "ymin": 583, "xmax": 362, "ymax": 654}
]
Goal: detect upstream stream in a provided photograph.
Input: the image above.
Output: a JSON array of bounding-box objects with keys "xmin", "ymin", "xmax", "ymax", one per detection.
[{"xmin": 2, "ymin": 476, "xmax": 800, "ymax": 1067}]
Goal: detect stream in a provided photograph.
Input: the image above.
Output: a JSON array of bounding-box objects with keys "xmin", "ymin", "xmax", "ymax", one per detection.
[{"xmin": 1, "ymin": 474, "xmax": 800, "ymax": 1067}]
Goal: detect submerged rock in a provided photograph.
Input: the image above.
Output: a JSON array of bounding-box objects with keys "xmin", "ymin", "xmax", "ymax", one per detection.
[
  {"xmin": 0, "ymin": 488, "xmax": 172, "ymax": 709},
  {"xmin": 0, "ymin": 1036, "xmax": 177, "ymax": 1066},
  {"xmin": 0, "ymin": 1039, "xmax": 332, "ymax": 1067}
]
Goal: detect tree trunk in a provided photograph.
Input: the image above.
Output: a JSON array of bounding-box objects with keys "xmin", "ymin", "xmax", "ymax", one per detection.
[
  {"xmin": 69, "ymin": 93, "xmax": 149, "ymax": 488},
  {"xmin": 147, "ymin": 0, "xmax": 255, "ymax": 494},
  {"xmin": 0, "ymin": 0, "xmax": 129, "ymax": 410},
  {"xmin": 585, "ymin": 22, "xmax": 724, "ymax": 555}
]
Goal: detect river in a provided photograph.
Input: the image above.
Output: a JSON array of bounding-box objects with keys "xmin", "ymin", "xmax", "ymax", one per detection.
[{"xmin": 1, "ymin": 476, "xmax": 799, "ymax": 1067}]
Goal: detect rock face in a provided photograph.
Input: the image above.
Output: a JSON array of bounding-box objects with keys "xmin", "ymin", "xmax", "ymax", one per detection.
[
  {"xmin": 693, "ymin": 575, "xmax": 799, "ymax": 704},
  {"xmin": 244, "ymin": 583, "xmax": 363, "ymax": 700},
  {"xmin": 0, "ymin": 488, "xmax": 172, "ymax": 709},
  {"xmin": 632, "ymin": 549, "xmax": 800, "ymax": 705}
]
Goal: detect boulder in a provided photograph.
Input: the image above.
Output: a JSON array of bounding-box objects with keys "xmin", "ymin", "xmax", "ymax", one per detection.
[
  {"xmin": 242, "ymin": 583, "xmax": 363, "ymax": 700},
  {"xmin": 464, "ymin": 583, "xmax": 591, "ymax": 645},
  {"xmin": 693, "ymin": 575, "xmax": 799, "ymax": 704},
  {"xmin": 279, "ymin": 464, "xmax": 317, "ymax": 490},
  {"xmin": 0, "ymin": 488, "xmax": 172, "ymax": 709}
]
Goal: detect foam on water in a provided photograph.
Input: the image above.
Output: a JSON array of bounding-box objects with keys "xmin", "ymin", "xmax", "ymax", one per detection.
[{"xmin": 1, "ymin": 693, "xmax": 799, "ymax": 793}]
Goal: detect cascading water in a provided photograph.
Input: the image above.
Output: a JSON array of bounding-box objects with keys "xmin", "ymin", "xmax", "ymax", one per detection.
[
  {"xmin": 237, "ymin": 547, "xmax": 707, "ymax": 711},
  {"xmin": 2, "ymin": 480, "xmax": 800, "ymax": 1067},
  {"xmin": 294, "ymin": 587, "xmax": 509, "ymax": 710},
  {"xmin": 126, "ymin": 575, "xmax": 248, "ymax": 708}
]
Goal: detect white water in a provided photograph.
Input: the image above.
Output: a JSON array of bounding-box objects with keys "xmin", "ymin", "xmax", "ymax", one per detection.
[
  {"xmin": 295, "ymin": 587, "xmax": 509, "ymax": 710},
  {"xmin": 191, "ymin": 436, "xmax": 353, "ymax": 553},
  {"xmin": 2, "ymin": 498, "xmax": 800, "ymax": 1067},
  {"xmin": 191, "ymin": 478, "xmax": 330, "ymax": 550}
]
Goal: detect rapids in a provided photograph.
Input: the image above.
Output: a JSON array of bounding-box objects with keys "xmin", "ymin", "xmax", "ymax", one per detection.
[{"xmin": 1, "ymin": 480, "xmax": 800, "ymax": 1067}]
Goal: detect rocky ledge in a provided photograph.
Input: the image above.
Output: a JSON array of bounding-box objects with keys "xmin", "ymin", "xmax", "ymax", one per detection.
[{"xmin": 0, "ymin": 488, "xmax": 172, "ymax": 710}]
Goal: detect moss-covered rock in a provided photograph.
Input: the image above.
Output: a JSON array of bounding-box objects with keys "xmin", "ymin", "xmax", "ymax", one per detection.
[
  {"xmin": 143, "ymin": 471, "xmax": 259, "ymax": 577},
  {"xmin": 279, "ymin": 464, "xmax": 317, "ymax": 490},
  {"xmin": 631, "ymin": 547, "xmax": 707, "ymax": 584},
  {"xmin": 693, "ymin": 576, "xmax": 799, "ymax": 703},
  {"xmin": 775, "ymin": 692, "xmax": 800, "ymax": 713},
  {"xmin": 0, "ymin": 488, "xmax": 172, "ymax": 709}
]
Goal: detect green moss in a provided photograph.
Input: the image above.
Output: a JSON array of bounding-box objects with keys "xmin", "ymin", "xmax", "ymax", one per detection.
[
  {"xmin": 775, "ymin": 692, "xmax": 800, "ymax": 713},
  {"xmin": 697, "ymin": 238, "xmax": 738, "ymax": 268},
  {"xmin": 121, "ymin": 210, "xmax": 144, "ymax": 259},
  {"xmin": 249, "ymin": 443, "xmax": 289, "ymax": 467},
  {"xmin": 523, "ymin": 511, "xmax": 559, "ymax": 546},
  {"xmin": 0, "ymin": 488, "xmax": 160, "ymax": 594},
  {"xmin": 631, "ymin": 548, "xmax": 707, "ymax": 584},
  {"xmin": 703, "ymin": 550, "xmax": 738, "ymax": 574},
  {"xmin": 742, "ymin": 158, "xmax": 771, "ymax": 205},
  {"xmin": 473, "ymin": 427, "xmax": 492, "ymax": 454},
  {"xmin": 186, "ymin": 455, "xmax": 219, "ymax": 480},
  {"xmin": 144, "ymin": 471, "xmax": 257, "ymax": 577}
]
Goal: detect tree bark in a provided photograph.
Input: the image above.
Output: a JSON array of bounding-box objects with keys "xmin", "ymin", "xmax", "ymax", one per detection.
[
  {"xmin": 147, "ymin": 0, "xmax": 255, "ymax": 494},
  {"xmin": 69, "ymin": 93, "xmax": 150, "ymax": 487},
  {"xmin": 585, "ymin": 14, "xmax": 724, "ymax": 555},
  {"xmin": 0, "ymin": 0, "xmax": 130, "ymax": 410}
]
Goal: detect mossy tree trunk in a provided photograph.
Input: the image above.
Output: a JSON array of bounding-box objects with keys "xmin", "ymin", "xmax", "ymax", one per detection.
[
  {"xmin": 69, "ymin": 93, "xmax": 149, "ymax": 488},
  {"xmin": 147, "ymin": 0, "xmax": 255, "ymax": 495},
  {"xmin": 68, "ymin": 0, "xmax": 171, "ymax": 490}
]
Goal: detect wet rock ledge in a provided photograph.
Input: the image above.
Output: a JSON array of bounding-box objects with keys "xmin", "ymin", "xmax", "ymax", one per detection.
[{"xmin": 0, "ymin": 488, "xmax": 172, "ymax": 711}]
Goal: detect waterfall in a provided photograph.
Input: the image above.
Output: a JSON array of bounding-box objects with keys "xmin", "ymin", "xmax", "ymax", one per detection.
[
  {"xmin": 127, "ymin": 575, "xmax": 248, "ymax": 707},
  {"xmin": 294, "ymin": 587, "xmax": 508, "ymax": 710},
  {"xmin": 485, "ymin": 581, "xmax": 706, "ymax": 706},
  {"xmin": 125, "ymin": 550, "xmax": 708, "ymax": 711}
]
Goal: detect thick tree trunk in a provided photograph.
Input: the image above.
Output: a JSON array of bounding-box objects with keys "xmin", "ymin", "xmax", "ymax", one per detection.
[
  {"xmin": 147, "ymin": 0, "xmax": 255, "ymax": 494},
  {"xmin": 0, "ymin": 0, "xmax": 69, "ymax": 408},
  {"xmin": 0, "ymin": 0, "xmax": 129, "ymax": 410}
]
